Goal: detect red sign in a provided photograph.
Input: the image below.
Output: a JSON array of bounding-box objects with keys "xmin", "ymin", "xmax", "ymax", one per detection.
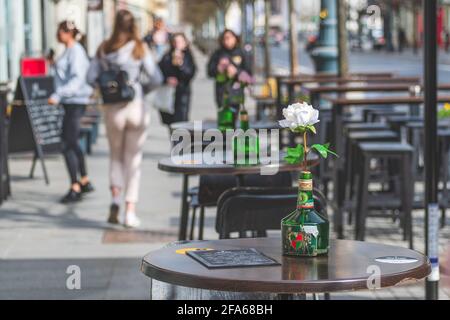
[{"xmin": 21, "ymin": 58, "xmax": 48, "ymax": 77}]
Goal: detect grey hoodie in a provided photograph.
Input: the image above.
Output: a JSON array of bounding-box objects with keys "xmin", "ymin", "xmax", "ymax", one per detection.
[
  {"xmin": 87, "ymin": 41, "xmax": 161, "ymax": 102},
  {"xmin": 50, "ymin": 42, "xmax": 94, "ymax": 105}
]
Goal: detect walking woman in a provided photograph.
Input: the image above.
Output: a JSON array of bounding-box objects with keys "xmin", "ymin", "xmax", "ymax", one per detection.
[
  {"xmin": 207, "ymin": 29, "xmax": 252, "ymax": 110},
  {"xmin": 159, "ymin": 33, "xmax": 196, "ymax": 126},
  {"xmin": 87, "ymin": 10, "xmax": 162, "ymax": 228},
  {"xmin": 48, "ymin": 21, "xmax": 94, "ymax": 204}
]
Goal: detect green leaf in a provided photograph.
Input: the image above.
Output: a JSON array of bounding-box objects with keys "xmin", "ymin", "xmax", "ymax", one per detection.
[
  {"xmin": 285, "ymin": 144, "xmax": 305, "ymax": 164},
  {"xmin": 286, "ymin": 145, "xmax": 297, "ymax": 157},
  {"xmin": 311, "ymin": 143, "xmax": 339, "ymax": 159},
  {"xmin": 307, "ymin": 125, "xmax": 317, "ymax": 135},
  {"xmin": 291, "ymin": 145, "xmax": 304, "ymax": 158},
  {"xmin": 285, "ymin": 156, "xmax": 300, "ymax": 164},
  {"xmin": 326, "ymin": 148, "xmax": 339, "ymax": 157},
  {"xmin": 292, "ymin": 126, "xmax": 305, "ymax": 134},
  {"xmin": 438, "ymin": 108, "xmax": 450, "ymax": 119},
  {"xmin": 323, "ymin": 143, "xmax": 338, "ymax": 157}
]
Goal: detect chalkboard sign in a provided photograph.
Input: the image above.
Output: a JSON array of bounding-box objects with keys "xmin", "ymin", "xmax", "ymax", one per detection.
[
  {"xmin": 8, "ymin": 76, "xmax": 64, "ymax": 184},
  {"xmin": 186, "ymin": 248, "xmax": 280, "ymax": 269}
]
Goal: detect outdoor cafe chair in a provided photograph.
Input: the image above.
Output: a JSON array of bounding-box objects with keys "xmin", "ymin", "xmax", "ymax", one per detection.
[
  {"xmin": 353, "ymin": 142, "xmax": 414, "ymax": 249},
  {"xmin": 189, "ymin": 172, "xmax": 293, "ymax": 240},
  {"xmin": 215, "ymin": 187, "xmax": 327, "ymax": 240}
]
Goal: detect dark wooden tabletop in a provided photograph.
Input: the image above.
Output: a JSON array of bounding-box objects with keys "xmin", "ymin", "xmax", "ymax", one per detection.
[
  {"xmin": 170, "ymin": 120, "xmax": 280, "ymax": 133},
  {"xmin": 406, "ymin": 121, "xmax": 450, "ymax": 129},
  {"xmin": 280, "ymin": 76, "xmax": 420, "ymax": 85},
  {"xmin": 302, "ymin": 84, "xmax": 450, "ymax": 93},
  {"xmin": 302, "ymin": 83, "xmax": 417, "ymax": 94},
  {"xmin": 158, "ymin": 152, "xmax": 319, "ymax": 176},
  {"xmin": 141, "ymin": 237, "xmax": 431, "ymax": 294},
  {"xmin": 274, "ymin": 72, "xmax": 394, "ymax": 81},
  {"xmin": 323, "ymin": 95, "xmax": 450, "ymax": 106}
]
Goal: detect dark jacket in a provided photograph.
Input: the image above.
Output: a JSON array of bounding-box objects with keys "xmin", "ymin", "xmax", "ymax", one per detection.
[
  {"xmin": 207, "ymin": 46, "xmax": 252, "ymax": 108},
  {"xmin": 158, "ymin": 49, "xmax": 196, "ymax": 125}
]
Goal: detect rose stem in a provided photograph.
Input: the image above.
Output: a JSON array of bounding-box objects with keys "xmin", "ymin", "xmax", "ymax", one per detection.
[{"xmin": 303, "ymin": 131, "xmax": 308, "ymax": 171}]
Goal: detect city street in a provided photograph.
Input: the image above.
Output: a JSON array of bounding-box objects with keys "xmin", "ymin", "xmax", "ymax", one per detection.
[
  {"xmin": 1, "ymin": 0, "xmax": 450, "ymax": 303},
  {"xmin": 1, "ymin": 47, "xmax": 450, "ymax": 300},
  {"xmin": 270, "ymin": 43, "xmax": 450, "ymax": 83}
]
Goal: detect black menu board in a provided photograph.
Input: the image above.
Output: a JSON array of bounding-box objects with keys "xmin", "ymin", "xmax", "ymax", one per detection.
[
  {"xmin": 187, "ymin": 249, "xmax": 280, "ymax": 269},
  {"xmin": 8, "ymin": 77, "xmax": 63, "ymax": 184}
]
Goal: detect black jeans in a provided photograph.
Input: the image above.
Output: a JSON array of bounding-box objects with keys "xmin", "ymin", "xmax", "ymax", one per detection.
[{"xmin": 62, "ymin": 104, "xmax": 87, "ymax": 185}]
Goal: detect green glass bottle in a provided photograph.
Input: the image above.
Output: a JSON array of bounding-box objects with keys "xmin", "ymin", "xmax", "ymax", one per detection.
[
  {"xmin": 282, "ymin": 171, "xmax": 330, "ymax": 257},
  {"xmin": 238, "ymin": 105, "xmax": 250, "ymax": 131},
  {"xmin": 218, "ymin": 93, "xmax": 235, "ymax": 132},
  {"xmin": 233, "ymin": 105, "xmax": 260, "ymax": 165}
]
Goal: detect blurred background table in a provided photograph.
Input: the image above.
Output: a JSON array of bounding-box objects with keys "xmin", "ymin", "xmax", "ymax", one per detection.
[{"xmin": 158, "ymin": 152, "xmax": 319, "ymax": 241}]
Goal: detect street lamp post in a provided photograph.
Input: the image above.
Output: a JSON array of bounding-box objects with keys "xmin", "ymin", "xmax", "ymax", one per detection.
[
  {"xmin": 252, "ymin": 0, "xmax": 258, "ymax": 74},
  {"xmin": 241, "ymin": 0, "xmax": 254, "ymax": 74},
  {"xmin": 337, "ymin": 0, "xmax": 348, "ymax": 77},
  {"xmin": 264, "ymin": 0, "xmax": 271, "ymax": 78},
  {"xmin": 241, "ymin": 0, "xmax": 248, "ymax": 44},
  {"xmin": 423, "ymin": 0, "xmax": 439, "ymax": 301},
  {"xmin": 311, "ymin": 0, "xmax": 338, "ymax": 73},
  {"xmin": 288, "ymin": 0, "xmax": 299, "ymax": 76}
]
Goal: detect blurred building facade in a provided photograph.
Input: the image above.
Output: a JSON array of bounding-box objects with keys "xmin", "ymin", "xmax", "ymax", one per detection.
[
  {"xmin": 0, "ymin": 0, "xmax": 179, "ymax": 83},
  {"xmin": 5, "ymin": 0, "xmax": 450, "ymax": 84}
]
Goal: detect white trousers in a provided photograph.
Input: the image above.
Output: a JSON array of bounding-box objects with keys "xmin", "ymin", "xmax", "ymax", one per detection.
[{"xmin": 103, "ymin": 99, "xmax": 150, "ymax": 203}]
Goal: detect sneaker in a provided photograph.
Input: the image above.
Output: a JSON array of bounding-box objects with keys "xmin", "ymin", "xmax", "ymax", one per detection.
[
  {"xmin": 108, "ymin": 204, "xmax": 120, "ymax": 224},
  {"xmin": 80, "ymin": 182, "xmax": 95, "ymax": 194},
  {"xmin": 60, "ymin": 189, "xmax": 82, "ymax": 204},
  {"xmin": 124, "ymin": 213, "xmax": 141, "ymax": 229}
]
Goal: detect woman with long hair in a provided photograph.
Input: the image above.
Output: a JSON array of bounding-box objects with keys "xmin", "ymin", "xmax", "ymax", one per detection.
[
  {"xmin": 158, "ymin": 32, "xmax": 196, "ymax": 126},
  {"xmin": 87, "ymin": 10, "xmax": 162, "ymax": 228},
  {"xmin": 207, "ymin": 29, "xmax": 252, "ymax": 110},
  {"xmin": 48, "ymin": 21, "xmax": 94, "ymax": 204}
]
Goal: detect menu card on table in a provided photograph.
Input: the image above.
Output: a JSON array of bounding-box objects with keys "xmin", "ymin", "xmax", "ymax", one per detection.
[{"xmin": 187, "ymin": 248, "xmax": 280, "ymax": 269}]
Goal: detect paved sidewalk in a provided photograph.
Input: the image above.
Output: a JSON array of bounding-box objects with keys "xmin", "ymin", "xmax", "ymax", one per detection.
[
  {"xmin": 0, "ymin": 48, "xmax": 218, "ymax": 300},
  {"xmin": 0, "ymin": 48, "xmax": 449, "ymax": 300}
]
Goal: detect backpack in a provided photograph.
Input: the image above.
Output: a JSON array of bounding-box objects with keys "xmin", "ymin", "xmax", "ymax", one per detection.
[{"xmin": 98, "ymin": 58, "xmax": 136, "ymax": 104}]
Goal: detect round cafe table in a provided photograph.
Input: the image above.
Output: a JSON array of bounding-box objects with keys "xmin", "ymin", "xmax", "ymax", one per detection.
[
  {"xmin": 141, "ymin": 237, "xmax": 431, "ymax": 299},
  {"xmin": 158, "ymin": 153, "xmax": 319, "ymax": 241}
]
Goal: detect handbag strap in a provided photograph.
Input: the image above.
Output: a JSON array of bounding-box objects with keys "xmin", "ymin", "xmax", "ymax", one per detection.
[
  {"xmin": 98, "ymin": 48, "xmax": 110, "ymax": 72},
  {"xmin": 99, "ymin": 49, "xmax": 139, "ymax": 85}
]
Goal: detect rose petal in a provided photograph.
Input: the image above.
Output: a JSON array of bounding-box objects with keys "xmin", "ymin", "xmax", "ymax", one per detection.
[
  {"xmin": 279, "ymin": 120, "xmax": 292, "ymax": 128},
  {"xmin": 282, "ymin": 102, "xmax": 320, "ymax": 128},
  {"xmin": 308, "ymin": 109, "xmax": 320, "ymax": 125}
]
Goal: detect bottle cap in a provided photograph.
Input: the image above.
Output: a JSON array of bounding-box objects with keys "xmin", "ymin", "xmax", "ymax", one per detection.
[{"xmin": 300, "ymin": 171, "xmax": 312, "ymax": 179}]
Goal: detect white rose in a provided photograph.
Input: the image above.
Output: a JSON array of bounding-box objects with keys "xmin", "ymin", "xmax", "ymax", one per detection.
[{"xmin": 279, "ymin": 102, "xmax": 320, "ymax": 131}]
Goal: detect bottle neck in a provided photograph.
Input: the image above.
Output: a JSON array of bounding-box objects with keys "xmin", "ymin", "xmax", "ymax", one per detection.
[
  {"xmin": 297, "ymin": 172, "xmax": 314, "ymax": 211},
  {"xmin": 222, "ymin": 93, "xmax": 230, "ymax": 109},
  {"xmin": 239, "ymin": 108, "xmax": 249, "ymax": 131}
]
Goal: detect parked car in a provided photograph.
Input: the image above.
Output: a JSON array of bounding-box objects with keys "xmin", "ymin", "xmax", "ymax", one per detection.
[{"xmin": 306, "ymin": 34, "xmax": 318, "ymax": 52}]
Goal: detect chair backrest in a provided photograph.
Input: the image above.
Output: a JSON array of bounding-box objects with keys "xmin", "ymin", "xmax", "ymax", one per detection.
[
  {"xmin": 215, "ymin": 187, "xmax": 328, "ymax": 239},
  {"xmin": 198, "ymin": 172, "xmax": 293, "ymax": 206}
]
